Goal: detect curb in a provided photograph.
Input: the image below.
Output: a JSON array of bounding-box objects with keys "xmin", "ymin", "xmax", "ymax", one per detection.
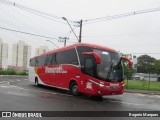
[{"xmin": 124, "ymin": 89, "xmax": 160, "ymax": 95}]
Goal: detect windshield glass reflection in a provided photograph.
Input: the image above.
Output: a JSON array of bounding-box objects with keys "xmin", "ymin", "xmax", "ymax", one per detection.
[{"xmin": 93, "ymin": 49, "xmax": 123, "ymax": 82}]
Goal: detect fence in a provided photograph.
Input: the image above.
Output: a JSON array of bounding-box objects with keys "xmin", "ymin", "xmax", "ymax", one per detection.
[{"xmin": 125, "ymin": 73, "xmax": 160, "ymax": 93}]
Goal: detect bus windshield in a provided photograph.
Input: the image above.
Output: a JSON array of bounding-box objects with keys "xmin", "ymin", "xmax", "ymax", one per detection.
[{"xmin": 93, "ymin": 49, "xmax": 123, "ymax": 82}]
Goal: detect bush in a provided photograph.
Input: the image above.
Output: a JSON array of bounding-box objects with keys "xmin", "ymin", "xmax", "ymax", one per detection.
[
  {"xmin": 8, "ymin": 70, "xmax": 17, "ymax": 75},
  {"xmin": 16, "ymin": 71, "xmax": 28, "ymax": 76}
]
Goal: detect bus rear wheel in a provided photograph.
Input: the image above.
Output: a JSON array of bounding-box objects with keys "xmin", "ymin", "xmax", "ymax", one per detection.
[{"xmin": 70, "ymin": 82, "xmax": 79, "ymax": 96}]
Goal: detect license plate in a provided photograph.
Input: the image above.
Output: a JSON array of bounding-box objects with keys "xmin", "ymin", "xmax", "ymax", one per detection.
[
  {"xmin": 110, "ymin": 83, "xmax": 119, "ymax": 87},
  {"xmin": 110, "ymin": 83, "xmax": 120, "ymax": 89}
]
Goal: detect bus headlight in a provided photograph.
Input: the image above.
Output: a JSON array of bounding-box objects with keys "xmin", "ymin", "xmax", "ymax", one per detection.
[{"xmin": 99, "ymin": 84, "xmax": 104, "ymax": 87}]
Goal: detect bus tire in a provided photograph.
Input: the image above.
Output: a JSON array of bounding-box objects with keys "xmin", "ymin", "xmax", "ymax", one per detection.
[
  {"xmin": 35, "ymin": 77, "xmax": 39, "ymax": 87},
  {"xmin": 70, "ymin": 82, "xmax": 79, "ymax": 96}
]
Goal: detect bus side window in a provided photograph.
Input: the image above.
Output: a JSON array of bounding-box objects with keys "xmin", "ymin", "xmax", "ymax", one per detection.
[
  {"xmin": 30, "ymin": 58, "xmax": 36, "ymax": 66},
  {"xmin": 46, "ymin": 54, "xmax": 53, "ymax": 66},
  {"xmin": 38, "ymin": 55, "xmax": 46, "ymax": 66},
  {"xmin": 76, "ymin": 46, "xmax": 93, "ymax": 67},
  {"xmin": 35, "ymin": 58, "xmax": 38, "ymax": 66},
  {"xmin": 84, "ymin": 57, "xmax": 95, "ymax": 77},
  {"xmin": 52, "ymin": 54, "xmax": 56, "ymax": 65},
  {"xmin": 56, "ymin": 49, "xmax": 78, "ymax": 65},
  {"xmin": 66, "ymin": 49, "xmax": 79, "ymax": 65}
]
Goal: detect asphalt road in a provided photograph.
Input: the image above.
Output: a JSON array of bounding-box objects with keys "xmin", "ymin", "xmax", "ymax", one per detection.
[{"xmin": 0, "ymin": 76, "xmax": 160, "ymax": 120}]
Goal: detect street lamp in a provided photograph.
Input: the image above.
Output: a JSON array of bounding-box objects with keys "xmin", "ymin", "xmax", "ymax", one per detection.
[
  {"xmin": 62, "ymin": 17, "xmax": 79, "ymax": 42},
  {"xmin": 46, "ymin": 40, "xmax": 59, "ymax": 48}
]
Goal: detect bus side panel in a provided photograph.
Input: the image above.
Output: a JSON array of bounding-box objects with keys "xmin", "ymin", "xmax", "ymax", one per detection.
[
  {"xmin": 38, "ymin": 66, "xmax": 53, "ymax": 85},
  {"xmin": 55, "ymin": 65, "xmax": 82, "ymax": 90},
  {"xmin": 28, "ymin": 66, "xmax": 47, "ymax": 85},
  {"xmin": 29, "ymin": 67, "xmax": 35, "ymax": 83}
]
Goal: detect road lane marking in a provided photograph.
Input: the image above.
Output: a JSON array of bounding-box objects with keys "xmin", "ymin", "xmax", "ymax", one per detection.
[
  {"xmin": 0, "ymin": 81, "xmax": 73, "ymax": 97},
  {"xmin": 8, "ymin": 81, "xmax": 73, "ymax": 97},
  {"xmin": 0, "ymin": 81, "xmax": 9, "ymax": 84},
  {"xmin": 0, "ymin": 86, "xmax": 7, "ymax": 88},
  {"xmin": 1, "ymin": 80, "xmax": 160, "ymax": 110},
  {"xmin": 5, "ymin": 83, "xmax": 160, "ymax": 110},
  {"xmin": 0, "ymin": 81, "xmax": 14, "ymax": 84},
  {"xmin": 9, "ymin": 85, "xmax": 25, "ymax": 89},
  {"xmin": 0, "ymin": 81, "xmax": 10, "ymax": 87},
  {"xmin": 1, "ymin": 80, "xmax": 160, "ymax": 99}
]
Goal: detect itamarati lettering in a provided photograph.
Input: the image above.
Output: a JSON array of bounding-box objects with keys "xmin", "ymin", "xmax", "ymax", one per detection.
[{"xmin": 45, "ymin": 66, "xmax": 67, "ymax": 73}]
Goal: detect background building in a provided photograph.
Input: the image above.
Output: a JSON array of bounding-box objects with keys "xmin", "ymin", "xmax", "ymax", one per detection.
[
  {"xmin": 12, "ymin": 40, "xmax": 31, "ymax": 70},
  {"xmin": 0, "ymin": 39, "xmax": 8, "ymax": 69},
  {"xmin": 35, "ymin": 46, "xmax": 49, "ymax": 56}
]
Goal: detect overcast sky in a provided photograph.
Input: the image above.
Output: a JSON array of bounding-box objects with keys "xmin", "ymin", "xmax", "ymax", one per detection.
[{"xmin": 0, "ymin": 0, "xmax": 160, "ymax": 65}]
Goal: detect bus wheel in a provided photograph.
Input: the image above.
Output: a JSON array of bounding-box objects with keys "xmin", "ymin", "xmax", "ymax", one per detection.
[
  {"xmin": 70, "ymin": 82, "xmax": 79, "ymax": 96},
  {"xmin": 35, "ymin": 77, "xmax": 39, "ymax": 86}
]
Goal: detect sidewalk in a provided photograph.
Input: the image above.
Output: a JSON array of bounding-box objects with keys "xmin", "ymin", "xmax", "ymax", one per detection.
[{"xmin": 124, "ymin": 89, "xmax": 160, "ymax": 95}]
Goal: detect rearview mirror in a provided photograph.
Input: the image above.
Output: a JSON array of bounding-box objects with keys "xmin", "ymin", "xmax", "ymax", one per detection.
[
  {"xmin": 121, "ymin": 57, "xmax": 133, "ymax": 68},
  {"xmin": 82, "ymin": 52, "xmax": 100, "ymax": 64}
]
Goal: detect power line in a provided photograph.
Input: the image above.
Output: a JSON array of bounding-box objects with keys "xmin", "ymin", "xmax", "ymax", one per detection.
[
  {"xmin": 0, "ymin": 18, "xmax": 40, "ymax": 33},
  {"xmin": 46, "ymin": 40, "xmax": 59, "ymax": 48},
  {"xmin": 0, "ymin": 26, "xmax": 59, "ymax": 40},
  {"xmin": 1, "ymin": 0, "xmax": 160, "ymax": 45},
  {"xmin": 109, "ymin": 44, "xmax": 160, "ymax": 47},
  {"xmin": 16, "ymin": 6, "xmax": 66, "ymax": 24},
  {"xmin": 0, "ymin": 0, "xmax": 74, "ymax": 24},
  {"xmin": 0, "ymin": 19, "xmax": 45, "ymax": 45},
  {"xmin": 1, "ymin": 0, "xmax": 160, "ymax": 25},
  {"xmin": 82, "ymin": 32, "xmax": 160, "ymax": 38},
  {"xmin": 0, "ymin": 8, "xmax": 64, "ymax": 36},
  {"xmin": 0, "ymin": 11, "xmax": 76, "ymax": 44},
  {"xmin": 0, "ymin": 0, "xmax": 79, "ymax": 39},
  {"xmin": 130, "ymin": 53, "xmax": 160, "ymax": 54},
  {"xmin": 0, "ymin": 0, "xmax": 61, "ymax": 19},
  {"xmin": 83, "ymin": 7, "xmax": 160, "ymax": 24}
]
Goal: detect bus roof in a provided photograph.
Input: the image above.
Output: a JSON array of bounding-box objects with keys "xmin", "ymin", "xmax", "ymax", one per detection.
[{"xmin": 33, "ymin": 42, "xmax": 118, "ymax": 58}]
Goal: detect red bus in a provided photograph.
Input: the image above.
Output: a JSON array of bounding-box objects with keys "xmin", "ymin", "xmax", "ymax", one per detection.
[{"xmin": 29, "ymin": 43, "xmax": 132, "ymax": 96}]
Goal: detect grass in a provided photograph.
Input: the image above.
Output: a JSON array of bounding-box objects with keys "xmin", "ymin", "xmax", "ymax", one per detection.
[{"xmin": 124, "ymin": 80, "xmax": 160, "ymax": 91}]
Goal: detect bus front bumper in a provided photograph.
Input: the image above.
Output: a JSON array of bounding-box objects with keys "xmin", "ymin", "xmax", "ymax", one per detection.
[{"xmin": 84, "ymin": 79, "xmax": 124, "ymax": 96}]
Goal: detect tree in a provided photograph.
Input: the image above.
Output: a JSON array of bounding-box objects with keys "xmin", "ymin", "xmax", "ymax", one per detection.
[
  {"xmin": 154, "ymin": 60, "xmax": 160, "ymax": 75},
  {"xmin": 123, "ymin": 63, "xmax": 134, "ymax": 79},
  {"xmin": 137, "ymin": 55, "xmax": 156, "ymax": 73}
]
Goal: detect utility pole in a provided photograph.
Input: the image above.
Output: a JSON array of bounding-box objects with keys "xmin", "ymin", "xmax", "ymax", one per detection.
[
  {"xmin": 59, "ymin": 37, "xmax": 69, "ymax": 46},
  {"xmin": 78, "ymin": 20, "xmax": 83, "ymax": 43}
]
